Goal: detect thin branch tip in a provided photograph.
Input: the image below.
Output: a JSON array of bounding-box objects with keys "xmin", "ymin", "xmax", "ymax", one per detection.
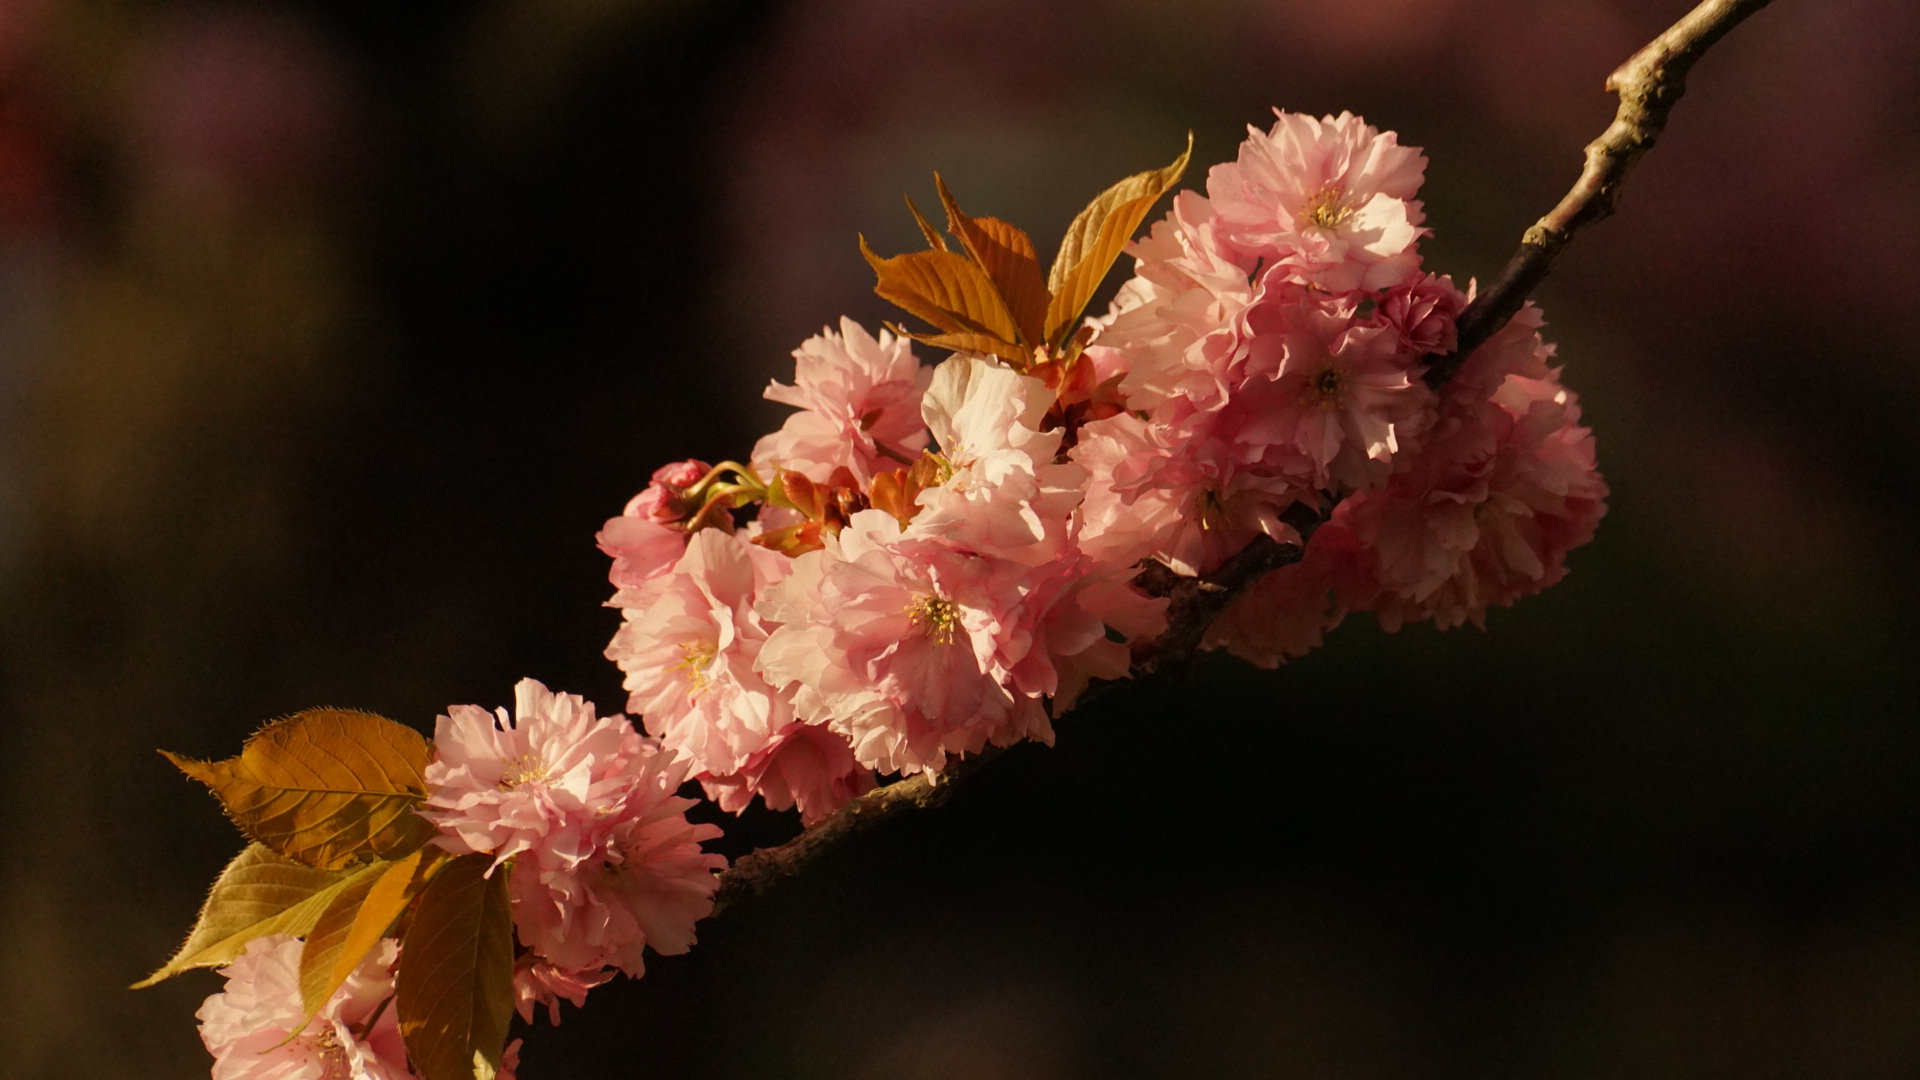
[{"xmin": 1426, "ymin": 0, "xmax": 1775, "ymax": 388}]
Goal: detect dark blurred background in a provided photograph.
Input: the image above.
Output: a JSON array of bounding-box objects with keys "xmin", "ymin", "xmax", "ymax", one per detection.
[{"xmin": 1, "ymin": 1, "xmax": 1916, "ymax": 1077}]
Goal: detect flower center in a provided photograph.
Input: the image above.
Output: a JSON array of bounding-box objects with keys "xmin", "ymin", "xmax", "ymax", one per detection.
[
  {"xmin": 1303, "ymin": 365, "xmax": 1345, "ymax": 409},
  {"xmin": 498, "ymin": 754, "xmax": 549, "ymax": 790},
  {"xmin": 1301, "ymin": 186, "xmax": 1356, "ymax": 230},
  {"xmin": 1197, "ymin": 486, "xmax": 1227, "ymax": 531},
  {"xmin": 308, "ymin": 1026, "xmax": 351, "ymax": 1080},
  {"xmin": 907, "ymin": 595, "xmax": 961, "ymax": 645},
  {"xmin": 671, "ymin": 639, "xmax": 719, "ymax": 694}
]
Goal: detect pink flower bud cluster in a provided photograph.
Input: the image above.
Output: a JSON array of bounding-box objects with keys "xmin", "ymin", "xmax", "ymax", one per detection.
[
  {"xmin": 600, "ymin": 109, "xmax": 1608, "ymax": 825},
  {"xmin": 419, "ymin": 678, "xmax": 726, "ymax": 1025}
]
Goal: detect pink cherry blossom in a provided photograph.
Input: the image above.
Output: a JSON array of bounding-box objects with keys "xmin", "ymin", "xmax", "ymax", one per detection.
[
  {"xmin": 196, "ymin": 934, "xmax": 433, "ymax": 1080},
  {"xmin": 1228, "ymin": 287, "xmax": 1432, "ymax": 490},
  {"xmin": 421, "ymin": 680, "xmax": 727, "ymax": 986},
  {"xmin": 1073, "ymin": 410, "xmax": 1308, "ymax": 577},
  {"xmin": 1038, "ymin": 561, "xmax": 1169, "ymax": 713},
  {"xmin": 513, "ymin": 954, "xmax": 614, "ymax": 1027},
  {"xmin": 507, "ymin": 769, "xmax": 726, "ymax": 977},
  {"xmin": 420, "ymin": 678, "xmax": 650, "ymax": 875},
  {"xmin": 752, "ymin": 317, "xmax": 931, "ymax": 484},
  {"xmin": 1330, "ymin": 358, "xmax": 1607, "ymax": 631},
  {"xmin": 1368, "ymin": 272, "xmax": 1468, "ymax": 358},
  {"xmin": 1207, "ymin": 109, "xmax": 1428, "ymax": 292},
  {"xmin": 597, "ymin": 458, "xmax": 711, "ymax": 592},
  {"xmin": 757, "ymin": 509, "xmax": 1054, "ymax": 775},
  {"xmin": 1095, "ymin": 189, "xmax": 1259, "ymax": 413},
  {"xmin": 911, "ymin": 354, "xmax": 1085, "ymax": 562},
  {"xmin": 697, "ymin": 721, "xmax": 877, "ymax": 825},
  {"xmin": 606, "ymin": 527, "xmax": 793, "ymax": 780},
  {"xmin": 1201, "ymin": 551, "xmax": 1347, "ymax": 668}
]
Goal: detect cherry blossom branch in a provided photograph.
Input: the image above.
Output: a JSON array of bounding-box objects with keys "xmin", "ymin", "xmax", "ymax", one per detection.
[
  {"xmin": 711, "ymin": 0, "xmax": 1775, "ymax": 913},
  {"xmin": 1425, "ymin": 0, "xmax": 1776, "ymax": 387}
]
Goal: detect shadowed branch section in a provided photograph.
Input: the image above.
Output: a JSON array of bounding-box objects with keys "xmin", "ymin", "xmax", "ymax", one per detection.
[
  {"xmin": 710, "ymin": 0, "xmax": 1775, "ymax": 913},
  {"xmin": 1424, "ymin": 0, "xmax": 1777, "ymax": 387}
]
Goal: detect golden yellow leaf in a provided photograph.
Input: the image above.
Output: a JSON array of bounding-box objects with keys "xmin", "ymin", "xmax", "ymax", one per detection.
[
  {"xmin": 164, "ymin": 708, "xmax": 435, "ymax": 871},
  {"xmin": 934, "ymin": 175, "xmax": 1049, "ymax": 349},
  {"xmin": 860, "ymin": 236, "xmax": 1021, "ymax": 348},
  {"xmin": 298, "ymin": 846, "xmax": 447, "ymax": 1016},
  {"xmin": 132, "ymin": 844, "xmax": 359, "ymax": 988},
  {"xmin": 903, "ymin": 194, "xmax": 948, "ymax": 251},
  {"xmin": 892, "ymin": 326, "xmax": 1032, "ymax": 367},
  {"xmin": 397, "ymin": 853, "xmax": 515, "ymax": 1080},
  {"xmin": 1044, "ymin": 134, "xmax": 1193, "ymax": 348}
]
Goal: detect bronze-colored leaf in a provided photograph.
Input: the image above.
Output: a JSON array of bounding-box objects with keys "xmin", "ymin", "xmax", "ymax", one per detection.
[
  {"xmin": 934, "ymin": 175, "xmax": 1049, "ymax": 348},
  {"xmin": 1044, "ymin": 134, "xmax": 1193, "ymax": 348},
  {"xmin": 397, "ymin": 853, "xmax": 515, "ymax": 1080},
  {"xmin": 164, "ymin": 708, "xmax": 435, "ymax": 870},
  {"xmin": 299, "ymin": 847, "xmax": 447, "ymax": 1016},
  {"xmin": 860, "ymin": 236, "xmax": 1021, "ymax": 348},
  {"xmin": 133, "ymin": 843, "xmax": 358, "ymax": 988},
  {"xmin": 890, "ymin": 325, "xmax": 1032, "ymax": 367},
  {"xmin": 903, "ymin": 194, "xmax": 948, "ymax": 251}
]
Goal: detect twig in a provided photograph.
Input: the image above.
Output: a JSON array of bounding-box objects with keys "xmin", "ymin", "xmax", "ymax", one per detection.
[
  {"xmin": 1426, "ymin": 0, "xmax": 1776, "ymax": 388},
  {"xmin": 711, "ymin": 746, "xmax": 1000, "ymax": 914},
  {"xmin": 711, "ymin": 0, "xmax": 1775, "ymax": 910}
]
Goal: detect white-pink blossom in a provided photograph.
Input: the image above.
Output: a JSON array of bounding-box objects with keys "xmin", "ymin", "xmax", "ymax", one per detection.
[
  {"xmin": 1096, "ymin": 190, "xmax": 1260, "ymax": 413},
  {"xmin": 196, "ymin": 935, "xmax": 463, "ymax": 1080},
  {"xmin": 752, "ymin": 317, "xmax": 931, "ymax": 484},
  {"xmin": 606, "ymin": 528, "xmax": 792, "ymax": 780},
  {"xmin": 911, "ymin": 354, "xmax": 1085, "ymax": 562},
  {"xmin": 1207, "ymin": 109, "xmax": 1428, "ymax": 293},
  {"xmin": 421, "ymin": 679, "xmax": 649, "ymax": 875}
]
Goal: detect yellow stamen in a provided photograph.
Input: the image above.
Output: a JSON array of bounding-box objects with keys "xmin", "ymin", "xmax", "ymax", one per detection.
[
  {"xmin": 907, "ymin": 595, "xmax": 961, "ymax": 645},
  {"xmin": 671, "ymin": 639, "xmax": 719, "ymax": 694},
  {"xmin": 1302, "ymin": 186, "xmax": 1356, "ymax": 230},
  {"xmin": 498, "ymin": 754, "xmax": 549, "ymax": 790}
]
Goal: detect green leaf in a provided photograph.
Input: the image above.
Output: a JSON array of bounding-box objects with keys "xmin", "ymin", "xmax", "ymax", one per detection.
[
  {"xmin": 132, "ymin": 844, "xmax": 358, "ymax": 988},
  {"xmin": 1044, "ymin": 134, "xmax": 1193, "ymax": 348},
  {"xmin": 397, "ymin": 853, "xmax": 515, "ymax": 1080},
  {"xmin": 164, "ymin": 708, "xmax": 436, "ymax": 870},
  {"xmin": 299, "ymin": 846, "xmax": 447, "ymax": 1016}
]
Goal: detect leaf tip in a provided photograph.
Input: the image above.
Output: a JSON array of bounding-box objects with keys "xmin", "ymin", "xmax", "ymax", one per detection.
[{"xmin": 160, "ymin": 749, "xmax": 216, "ymax": 785}]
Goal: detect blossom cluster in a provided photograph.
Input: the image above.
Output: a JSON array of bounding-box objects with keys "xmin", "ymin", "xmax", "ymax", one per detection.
[
  {"xmin": 195, "ymin": 680, "xmax": 727, "ymax": 1077},
  {"xmin": 600, "ymin": 110, "xmax": 1607, "ymax": 826},
  {"xmin": 419, "ymin": 678, "xmax": 726, "ymax": 1026}
]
